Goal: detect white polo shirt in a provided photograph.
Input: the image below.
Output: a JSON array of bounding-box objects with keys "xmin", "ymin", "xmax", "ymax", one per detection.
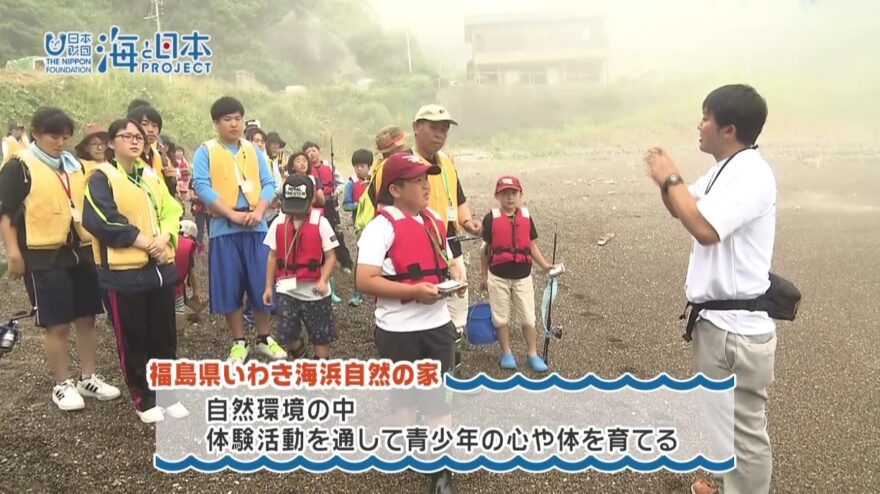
[
  {"xmin": 357, "ymin": 211, "xmax": 453, "ymax": 332},
  {"xmin": 685, "ymin": 148, "xmax": 777, "ymax": 336}
]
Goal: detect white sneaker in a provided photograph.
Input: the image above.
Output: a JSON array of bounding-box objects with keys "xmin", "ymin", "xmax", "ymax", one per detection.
[
  {"xmin": 77, "ymin": 374, "xmax": 122, "ymax": 401},
  {"xmin": 52, "ymin": 380, "xmax": 85, "ymax": 411},
  {"xmin": 227, "ymin": 341, "xmax": 249, "ymax": 363},
  {"xmin": 136, "ymin": 406, "xmax": 165, "ymax": 424},
  {"xmin": 165, "ymin": 402, "xmax": 190, "ymax": 419},
  {"xmin": 254, "ymin": 336, "xmax": 288, "ymax": 361}
]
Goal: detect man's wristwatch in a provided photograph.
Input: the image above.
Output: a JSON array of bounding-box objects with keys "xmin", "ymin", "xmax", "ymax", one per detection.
[{"xmin": 662, "ymin": 174, "xmax": 684, "ymax": 193}]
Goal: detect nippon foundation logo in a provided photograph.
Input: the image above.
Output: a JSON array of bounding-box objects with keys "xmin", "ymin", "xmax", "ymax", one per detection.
[{"xmin": 43, "ymin": 25, "xmax": 213, "ymax": 75}]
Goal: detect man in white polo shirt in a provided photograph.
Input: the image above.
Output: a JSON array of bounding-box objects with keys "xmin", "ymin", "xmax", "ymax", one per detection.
[{"xmin": 646, "ymin": 84, "xmax": 776, "ymax": 494}]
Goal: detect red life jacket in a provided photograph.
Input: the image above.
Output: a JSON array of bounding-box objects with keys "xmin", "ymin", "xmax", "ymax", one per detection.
[
  {"xmin": 174, "ymin": 235, "xmax": 196, "ymax": 297},
  {"xmin": 377, "ymin": 206, "xmax": 449, "ymax": 299},
  {"xmin": 490, "ymin": 207, "xmax": 533, "ymax": 266},
  {"xmin": 351, "ymin": 177, "xmax": 368, "ymax": 202},
  {"xmin": 310, "ymin": 161, "xmax": 335, "ymax": 196},
  {"xmin": 275, "ymin": 209, "xmax": 325, "ymax": 282}
]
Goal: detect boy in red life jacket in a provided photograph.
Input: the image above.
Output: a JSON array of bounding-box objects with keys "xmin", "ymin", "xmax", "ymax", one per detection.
[
  {"xmin": 480, "ymin": 175, "xmax": 555, "ymax": 373},
  {"xmin": 174, "ymin": 220, "xmax": 204, "ymax": 333},
  {"xmin": 356, "ymin": 153, "xmax": 465, "ymax": 493},
  {"xmin": 262, "ymin": 175, "xmax": 339, "ymax": 359},
  {"xmin": 342, "ymin": 149, "xmax": 372, "ymax": 307}
]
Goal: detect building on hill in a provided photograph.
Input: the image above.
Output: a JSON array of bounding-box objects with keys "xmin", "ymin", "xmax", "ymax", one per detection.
[
  {"xmin": 464, "ymin": 11, "xmax": 608, "ymax": 86},
  {"xmin": 5, "ymin": 56, "xmax": 46, "ymax": 72}
]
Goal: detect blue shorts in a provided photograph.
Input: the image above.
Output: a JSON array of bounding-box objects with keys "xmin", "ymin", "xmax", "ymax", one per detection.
[{"xmin": 208, "ymin": 232, "xmax": 270, "ymax": 315}]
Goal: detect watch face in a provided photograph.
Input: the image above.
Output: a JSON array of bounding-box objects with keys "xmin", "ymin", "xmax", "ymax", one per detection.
[{"xmin": 664, "ymin": 175, "xmax": 683, "ymax": 191}]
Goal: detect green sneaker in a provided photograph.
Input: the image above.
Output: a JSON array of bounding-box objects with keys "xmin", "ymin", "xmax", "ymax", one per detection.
[
  {"xmin": 255, "ymin": 336, "xmax": 288, "ymax": 361},
  {"xmin": 330, "ymin": 276, "xmax": 342, "ymax": 305},
  {"xmin": 227, "ymin": 341, "xmax": 249, "ymax": 363}
]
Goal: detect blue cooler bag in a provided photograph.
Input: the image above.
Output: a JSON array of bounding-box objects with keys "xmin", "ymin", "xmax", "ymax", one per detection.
[{"xmin": 466, "ymin": 303, "xmax": 497, "ymax": 346}]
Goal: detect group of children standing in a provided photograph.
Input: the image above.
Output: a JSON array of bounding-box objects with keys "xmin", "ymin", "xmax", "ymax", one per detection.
[
  {"xmin": 0, "ymin": 99, "xmax": 556, "ymax": 439},
  {"xmin": 256, "ymin": 116, "xmax": 556, "ymax": 374}
]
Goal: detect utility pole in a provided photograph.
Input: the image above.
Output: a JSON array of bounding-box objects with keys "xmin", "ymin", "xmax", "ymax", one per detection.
[
  {"xmin": 145, "ymin": 0, "xmax": 163, "ymax": 33},
  {"xmin": 406, "ymin": 30, "xmax": 413, "ymax": 73},
  {"xmin": 145, "ymin": 0, "xmax": 170, "ymax": 80}
]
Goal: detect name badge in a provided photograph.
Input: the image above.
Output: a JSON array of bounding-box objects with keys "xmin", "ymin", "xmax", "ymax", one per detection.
[
  {"xmin": 69, "ymin": 203, "xmax": 82, "ymax": 223},
  {"xmin": 240, "ymin": 181, "xmax": 254, "ymax": 194},
  {"xmin": 276, "ymin": 277, "xmax": 298, "ymax": 296},
  {"xmin": 446, "ymin": 208, "xmax": 458, "ymax": 223}
]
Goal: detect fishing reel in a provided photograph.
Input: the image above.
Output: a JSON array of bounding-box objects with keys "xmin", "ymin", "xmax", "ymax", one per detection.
[
  {"xmin": 543, "ymin": 325, "xmax": 563, "ymax": 341},
  {"xmin": 0, "ymin": 310, "xmax": 35, "ymax": 362}
]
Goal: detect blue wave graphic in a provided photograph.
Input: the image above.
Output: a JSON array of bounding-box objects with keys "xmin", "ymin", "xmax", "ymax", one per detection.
[
  {"xmin": 444, "ymin": 372, "xmax": 735, "ymax": 392},
  {"xmin": 154, "ymin": 454, "xmax": 735, "ymax": 474}
]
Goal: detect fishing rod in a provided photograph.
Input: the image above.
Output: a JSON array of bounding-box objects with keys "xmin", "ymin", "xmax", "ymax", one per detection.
[{"xmin": 542, "ymin": 225, "xmax": 560, "ymax": 364}]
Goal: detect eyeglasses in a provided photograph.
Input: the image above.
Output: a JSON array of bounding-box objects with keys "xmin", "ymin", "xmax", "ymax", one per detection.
[
  {"xmin": 87, "ymin": 140, "xmax": 106, "ymax": 148},
  {"xmin": 115, "ymin": 133, "xmax": 145, "ymax": 143}
]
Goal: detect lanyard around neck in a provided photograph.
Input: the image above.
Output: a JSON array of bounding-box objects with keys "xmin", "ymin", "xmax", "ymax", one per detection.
[
  {"xmin": 705, "ymin": 145, "xmax": 758, "ymax": 195},
  {"xmin": 282, "ymin": 216, "xmax": 303, "ymax": 268}
]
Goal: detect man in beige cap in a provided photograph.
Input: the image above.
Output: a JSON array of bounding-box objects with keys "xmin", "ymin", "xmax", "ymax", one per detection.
[{"xmin": 411, "ymin": 104, "xmax": 481, "ymax": 378}]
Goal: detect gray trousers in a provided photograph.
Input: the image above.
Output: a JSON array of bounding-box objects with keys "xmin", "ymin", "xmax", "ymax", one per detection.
[{"xmin": 693, "ymin": 318, "xmax": 777, "ymax": 494}]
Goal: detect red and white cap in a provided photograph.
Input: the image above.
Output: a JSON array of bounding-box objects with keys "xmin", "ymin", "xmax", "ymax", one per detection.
[{"xmin": 495, "ymin": 175, "xmax": 523, "ymax": 194}]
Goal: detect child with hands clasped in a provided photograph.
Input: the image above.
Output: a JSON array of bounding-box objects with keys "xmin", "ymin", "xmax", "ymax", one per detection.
[
  {"xmin": 480, "ymin": 175, "xmax": 555, "ymax": 373},
  {"xmin": 262, "ymin": 175, "xmax": 339, "ymax": 359}
]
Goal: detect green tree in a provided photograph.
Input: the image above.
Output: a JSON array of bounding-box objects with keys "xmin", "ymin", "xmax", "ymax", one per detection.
[{"xmin": 0, "ymin": 2, "xmax": 45, "ymax": 64}]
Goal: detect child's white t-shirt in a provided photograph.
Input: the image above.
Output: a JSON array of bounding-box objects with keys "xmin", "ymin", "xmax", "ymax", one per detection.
[
  {"xmin": 357, "ymin": 213, "xmax": 454, "ymax": 332},
  {"xmin": 264, "ymin": 212, "xmax": 339, "ymax": 301}
]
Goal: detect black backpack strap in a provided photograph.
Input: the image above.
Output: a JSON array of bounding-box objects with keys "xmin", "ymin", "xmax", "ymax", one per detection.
[
  {"xmin": 383, "ymin": 265, "xmax": 448, "ymax": 283},
  {"xmin": 491, "ymin": 247, "xmax": 532, "ymax": 256},
  {"xmin": 277, "ymin": 259, "xmax": 322, "ymax": 271},
  {"xmin": 680, "ymin": 299, "xmax": 759, "ymax": 341},
  {"xmin": 679, "ymin": 302, "xmax": 699, "ymax": 342}
]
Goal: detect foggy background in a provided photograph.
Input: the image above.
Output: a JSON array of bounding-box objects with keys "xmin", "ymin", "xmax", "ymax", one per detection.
[{"xmin": 372, "ymin": 0, "xmax": 878, "ymax": 81}]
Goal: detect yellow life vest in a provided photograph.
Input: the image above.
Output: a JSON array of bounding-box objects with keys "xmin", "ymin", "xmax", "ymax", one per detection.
[
  {"xmin": 354, "ymin": 155, "xmax": 387, "ymax": 234},
  {"xmin": 16, "ymin": 149, "xmax": 92, "ymax": 250},
  {"xmin": 147, "ymin": 143, "xmax": 164, "ymax": 178},
  {"xmin": 80, "ymin": 159, "xmax": 105, "ymax": 175},
  {"xmin": 88, "ymin": 161, "xmax": 174, "ymax": 270},
  {"xmin": 205, "ymin": 138, "xmax": 261, "ymax": 209},
  {"xmin": 422, "ymin": 150, "xmax": 460, "ymax": 229},
  {"xmin": 271, "ymin": 151, "xmax": 287, "ymax": 176},
  {"xmin": 2, "ymin": 136, "xmax": 28, "ymax": 165}
]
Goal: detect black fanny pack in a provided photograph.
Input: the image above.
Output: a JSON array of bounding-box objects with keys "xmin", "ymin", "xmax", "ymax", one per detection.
[{"xmin": 680, "ymin": 273, "xmax": 802, "ymax": 341}]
